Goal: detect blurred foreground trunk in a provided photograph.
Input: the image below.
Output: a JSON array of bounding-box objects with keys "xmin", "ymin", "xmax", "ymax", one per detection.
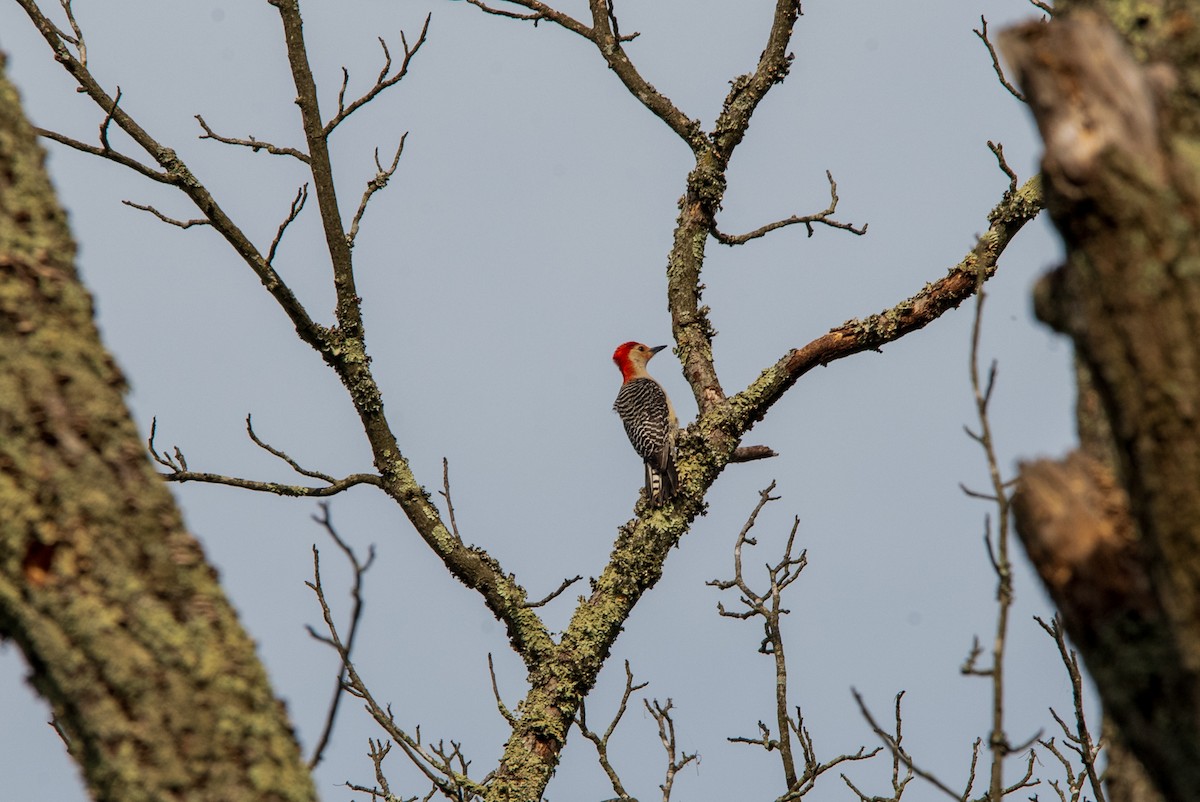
[
  {"xmin": 1000, "ymin": 5, "xmax": 1200, "ymax": 801},
  {"xmin": 0, "ymin": 54, "xmax": 316, "ymax": 802}
]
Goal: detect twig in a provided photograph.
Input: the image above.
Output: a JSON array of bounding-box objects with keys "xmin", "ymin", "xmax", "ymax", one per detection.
[
  {"xmin": 463, "ymin": 0, "xmax": 585, "ymax": 33},
  {"xmin": 347, "ymin": 136, "xmax": 407, "ymax": 248},
  {"xmin": 267, "ymin": 184, "xmax": 309, "ymax": 265},
  {"xmin": 47, "ymin": 718, "xmax": 73, "ymax": 754},
  {"xmin": 121, "ymin": 200, "xmax": 210, "ymax": 229},
  {"xmin": 987, "ymin": 141, "xmax": 1019, "ymax": 197},
  {"xmin": 463, "ymin": 0, "xmax": 703, "ymax": 150},
  {"xmin": 728, "ymin": 445, "xmax": 778, "ymax": 462},
  {"xmin": 147, "ymin": 416, "xmax": 382, "ymax": 496},
  {"xmin": 577, "ymin": 661, "xmax": 646, "ymax": 801},
  {"xmin": 245, "ymin": 413, "xmax": 340, "ymax": 482},
  {"xmin": 728, "ymin": 174, "xmax": 1043, "ymax": 431},
  {"xmin": 841, "ymin": 692, "xmax": 912, "ymax": 802},
  {"xmin": 605, "ymin": 0, "xmax": 640, "ymax": 43},
  {"xmin": 712, "ymin": 484, "xmax": 877, "ymax": 799},
  {"xmin": 974, "ymin": 16, "xmax": 1026, "ymax": 102},
  {"xmin": 644, "ymin": 698, "xmax": 698, "ymax": 801},
  {"xmin": 439, "ymin": 458, "xmax": 462, "ymax": 542},
  {"xmin": 54, "ymin": 0, "xmax": 86, "ymax": 66},
  {"xmin": 486, "ymin": 654, "xmax": 519, "ymax": 726},
  {"xmin": 713, "ymin": 171, "xmax": 868, "ymax": 244},
  {"xmin": 194, "ymin": 114, "xmax": 311, "ymax": 162},
  {"xmin": 36, "ymin": 127, "xmax": 170, "ymax": 182},
  {"xmin": 98, "ymin": 86, "xmax": 121, "ymax": 152},
  {"xmin": 964, "ymin": 247, "xmax": 1015, "ymax": 800},
  {"xmin": 307, "ymin": 503, "xmax": 377, "ymax": 770},
  {"xmin": 307, "ymin": 548, "xmax": 484, "ymax": 797},
  {"xmin": 524, "ymin": 575, "xmax": 583, "ymax": 608},
  {"xmin": 852, "ymin": 689, "xmax": 964, "ymax": 801},
  {"xmin": 324, "ymin": 16, "xmax": 432, "ymax": 135},
  {"xmin": 1036, "ymin": 615, "xmax": 1105, "ymax": 802}
]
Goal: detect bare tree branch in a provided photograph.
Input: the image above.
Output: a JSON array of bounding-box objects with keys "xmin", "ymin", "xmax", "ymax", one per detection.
[
  {"xmin": 713, "ymin": 171, "xmax": 868, "ymax": 245},
  {"xmin": 1036, "ymin": 615, "xmax": 1105, "ymax": 802},
  {"xmin": 36, "ymin": 126, "xmax": 170, "ymax": 182},
  {"xmin": 644, "ymin": 698, "xmax": 698, "ymax": 801},
  {"xmin": 987, "ymin": 141, "xmax": 1018, "ymax": 197},
  {"xmin": 974, "ymin": 16, "xmax": 1026, "ymax": 102},
  {"xmin": 194, "ymin": 114, "xmax": 311, "ymax": 163},
  {"xmin": 347, "ymin": 136, "xmax": 407, "ymax": 248},
  {"xmin": 578, "ymin": 661, "xmax": 647, "ymax": 802},
  {"xmin": 267, "ymin": 184, "xmax": 309, "ymax": 265},
  {"xmin": 853, "ymin": 690, "xmax": 965, "ymax": 801},
  {"xmin": 964, "ymin": 248, "xmax": 1016, "ymax": 801},
  {"xmin": 726, "ymin": 174, "xmax": 1042, "ymax": 432},
  {"xmin": 121, "ymin": 200, "xmax": 210, "ymax": 229},
  {"xmin": 307, "ymin": 503, "xmax": 377, "ymax": 770},
  {"xmin": 487, "ymin": 654, "xmax": 519, "ymax": 727},
  {"xmin": 841, "ymin": 692, "xmax": 912, "ymax": 802},
  {"xmin": 98, "ymin": 86, "xmax": 120, "ymax": 152},
  {"xmin": 307, "ymin": 547, "xmax": 486, "ymax": 798},
  {"xmin": 146, "ymin": 417, "xmax": 383, "ymax": 497},
  {"xmin": 524, "ymin": 575, "xmax": 583, "ymax": 609},
  {"xmin": 15, "ymin": 0, "xmax": 325, "ymax": 350},
  {"xmin": 324, "ymin": 16, "xmax": 431, "ymax": 136}
]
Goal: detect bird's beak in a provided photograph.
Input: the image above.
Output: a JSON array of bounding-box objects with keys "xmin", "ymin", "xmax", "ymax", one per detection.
[{"xmin": 650, "ymin": 345, "xmax": 668, "ymax": 356}]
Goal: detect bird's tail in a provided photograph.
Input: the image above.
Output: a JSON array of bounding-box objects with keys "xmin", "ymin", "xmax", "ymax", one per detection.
[{"xmin": 644, "ymin": 460, "xmax": 679, "ymax": 507}]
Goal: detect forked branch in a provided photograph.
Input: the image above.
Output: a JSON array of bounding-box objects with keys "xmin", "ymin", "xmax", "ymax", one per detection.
[
  {"xmin": 146, "ymin": 417, "xmax": 383, "ymax": 497},
  {"xmin": 713, "ymin": 170, "xmax": 867, "ymax": 245},
  {"xmin": 325, "ymin": 15, "xmax": 431, "ymax": 135}
]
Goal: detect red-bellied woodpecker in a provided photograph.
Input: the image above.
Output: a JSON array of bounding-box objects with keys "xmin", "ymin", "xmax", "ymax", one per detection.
[{"xmin": 612, "ymin": 341, "xmax": 679, "ymax": 506}]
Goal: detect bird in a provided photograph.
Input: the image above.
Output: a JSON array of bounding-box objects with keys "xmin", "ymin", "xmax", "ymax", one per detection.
[{"xmin": 612, "ymin": 341, "xmax": 679, "ymax": 506}]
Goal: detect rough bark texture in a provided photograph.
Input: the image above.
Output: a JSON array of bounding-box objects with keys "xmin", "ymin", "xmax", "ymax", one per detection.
[
  {"xmin": 0, "ymin": 55, "xmax": 316, "ymax": 802},
  {"xmin": 1001, "ymin": 4, "xmax": 1200, "ymax": 801}
]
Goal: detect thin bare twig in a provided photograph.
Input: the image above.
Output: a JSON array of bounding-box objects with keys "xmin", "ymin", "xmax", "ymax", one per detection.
[
  {"xmin": 47, "ymin": 718, "xmax": 73, "ymax": 754},
  {"xmin": 841, "ymin": 692, "xmax": 912, "ymax": 802},
  {"xmin": 54, "ymin": 0, "xmax": 86, "ymax": 66},
  {"xmin": 36, "ymin": 127, "xmax": 170, "ymax": 182},
  {"xmin": 644, "ymin": 698, "xmax": 698, "ymax": 801},
  {"xmin": 712, "ymin": 484, "xmax": 877, "ymax": 799},
  {"xmin": 463, "ymin": 0, "xmax": 588, "ymax": 34},
  {"xmin": 605, "ymin": 0, "xmax": 640, "ymax": 43},
  {"xmin": 987, "ymin": 141, "xmax": 1019, "ymax": 197},
  {"xmin": 98, "ymin": 86, "xmax": 121, "ymax": 152},
  {"xmin": 524, "ymin": 575, "xmax": 583, "ymax": 608},
  {"xmin": 324, "ymin": 16, "xmax": 432, "ymax": 135},
  {"xmin": 713, "ymin": 171, "xmax": 868, "ymax": 245},
  {"xmin": 486, "ymin": 654, "xmax": 519, "ymax": 727},
  {"xmin": 853, "ymin": 689, "xmax": 963, "ymax": 801},
  {"xmin": 146, "ymin": 417, "xmax": 382, "ymax": 496},
  {"xmin": 347, "ymin": 136, "xmax": 407, "ymax": 248},
  {"xmin": 577, "ymin": 660, "xmax": 647, "ymax": 801},
  {"xmin": 307, "ymin": 548, "xmax": 485, "ymax": 797},
  {"xmin": 439, "ymin": 458, "xmax": 462, "ymax": 542},
  {"xmin": 267, "ymin": 184, "xmax": 309, "ymax": 265},
  {"xmin": 194, "ymin": 114, "xmax": 311, "ymax": 163},
  {"xmin": 307, "ymin": 503, "xmax": 377, "ymax": 770},
  {"xmin": 974, "ymin": 17, "xmax": 1026, "ymax": 102},
  {"xmin": 121, "ymin": 200, "xmax": 210, "ymax": 229},
  {"xmin": 965, "ymin": 252, "xmax": 1016, "ymax": 801},
  {"xmin": 1036, "ymin": 616, "xmax": 1105, "ymax": 802}
]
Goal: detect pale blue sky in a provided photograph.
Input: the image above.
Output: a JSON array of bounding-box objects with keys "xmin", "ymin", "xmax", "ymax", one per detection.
[{"xmin": 0, "ymin": 2, "xmax": 1081, "ymax": 800}]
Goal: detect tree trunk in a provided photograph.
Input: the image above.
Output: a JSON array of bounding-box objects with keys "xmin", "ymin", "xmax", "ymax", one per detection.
[
  {"xmin": 0, "ymin": 54, "xmax": 316, "ymax": 802},
  {"xmin": 1000, "ymin": 4, "xmax": 1200, "ymax": 801}
]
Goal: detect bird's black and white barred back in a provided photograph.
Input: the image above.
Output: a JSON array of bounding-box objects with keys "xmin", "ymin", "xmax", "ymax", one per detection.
[
  {"xmin": 611, "ymin": 341, "xmax": 679, "ymax": 506},
  {"xmin": 613, "ymin": 376, "xmax": 679, "ymax": 506}
]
